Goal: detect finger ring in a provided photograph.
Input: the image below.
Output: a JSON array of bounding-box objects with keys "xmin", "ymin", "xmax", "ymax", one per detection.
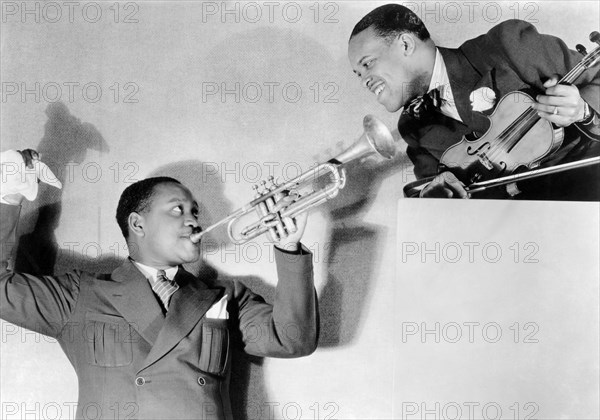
[{"xmin": 553, "ymin": 106, "xmax": 559, "ymax": 115}]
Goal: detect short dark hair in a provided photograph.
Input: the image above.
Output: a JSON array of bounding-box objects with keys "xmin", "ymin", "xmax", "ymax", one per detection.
[
  {"xmin": 116, "ymin": 177, "xmax": 182, "ymax": 239},
  {"xmin": 350, "ymin": 4, "xmax": 430, "ymax": 43}
]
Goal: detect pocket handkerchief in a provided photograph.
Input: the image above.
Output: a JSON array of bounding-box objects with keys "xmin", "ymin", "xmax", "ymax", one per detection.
[
  {"xmin": 205, "ymin": 295, "xmax": 229, "ymax": 320},
  {"xmin": 469, "ymin": 87, "xmax": 496, "ymax": 112}
]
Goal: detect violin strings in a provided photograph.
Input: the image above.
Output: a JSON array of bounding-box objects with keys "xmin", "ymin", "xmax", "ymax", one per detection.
[
  {"xmin": 471, "ymin": 48, "xmax": 597, "ymax": 174},
  {"xmin": 487, "ymin": 107, "xmax": 537, "ymax": 161}
]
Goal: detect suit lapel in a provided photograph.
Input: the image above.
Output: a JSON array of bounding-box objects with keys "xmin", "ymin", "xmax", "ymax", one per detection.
[
  {"xmin": 140, "ymin": 268, "xmax": 222, "ymax": 371},
  {"xmin": 104, "ymin": 260, "xmax": 165, "ymax": 347},
  {"xmin": 439, "ymin": 47, "xmax": 484, "ymax": 127}
]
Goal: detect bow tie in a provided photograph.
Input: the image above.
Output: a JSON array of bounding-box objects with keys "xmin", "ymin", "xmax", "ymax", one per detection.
[{"xmin": 403, "ymin": 88, "xmax": 443, "ymax": 120}]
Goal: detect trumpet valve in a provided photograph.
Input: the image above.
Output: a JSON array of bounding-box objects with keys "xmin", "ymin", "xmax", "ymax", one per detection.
[
  {"xmin": 266, "ymin": 175, "xmax": 279, "ymax": 190},
  {"xmin": 256, "ymin": 180, "xmax": 268, "ymax": 195},
  {"xmin": 252, "ymin": 184, "xmax": 263, "ymax": 198}
]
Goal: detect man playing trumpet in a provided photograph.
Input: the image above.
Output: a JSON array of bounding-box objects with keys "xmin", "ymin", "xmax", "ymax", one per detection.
[{"xmin": 1, "ymin": 149, "xmax": 318, "ymax": 420}]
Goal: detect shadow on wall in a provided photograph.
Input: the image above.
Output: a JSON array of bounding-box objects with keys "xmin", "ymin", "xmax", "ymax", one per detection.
[
  {"xmin": 318, "ymin": 145, "xmax": 412, "ymax": 347},
  {"xmin": 15, "ymin": 102, "xmax": 113, "ymax": 275},
  {"xmin": 194, "ymin": 25, "xmax": 409, "ymax": 418},
  {"xmin": 197, "ymin": 25, "xmax": 413, "ymax": 351},
  {"xmin": 191, "ymin": 26, "xmax": 350, "ymax": 156}
]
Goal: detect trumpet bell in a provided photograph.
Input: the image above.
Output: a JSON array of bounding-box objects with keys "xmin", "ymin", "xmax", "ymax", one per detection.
[{"xmin": 331, "ymin": 115, "xmax": 396, "ymax": 164}]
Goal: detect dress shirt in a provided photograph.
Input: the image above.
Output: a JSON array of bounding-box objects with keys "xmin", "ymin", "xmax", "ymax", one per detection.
[
  {"xmin": 428, "ymin": 48, "xmax": 463, "ymax": 122},
  {"xmin": 133, "ymin": 260, "xmax": 179, "ymax": 285}
]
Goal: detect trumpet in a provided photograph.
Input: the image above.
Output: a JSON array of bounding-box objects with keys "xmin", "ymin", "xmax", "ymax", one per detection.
[{"xmin": 191, "ymin": 115, "xmax": 395, "ymax": 244}]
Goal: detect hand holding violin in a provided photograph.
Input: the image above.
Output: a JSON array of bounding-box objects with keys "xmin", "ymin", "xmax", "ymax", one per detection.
[{"xmin": 533, "ymin": 75, "xmax": 589, "ymax": 127}]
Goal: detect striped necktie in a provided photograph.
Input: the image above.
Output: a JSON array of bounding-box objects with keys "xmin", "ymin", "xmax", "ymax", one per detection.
[{"xmin": 153, "ymin": 270, "xmax": 179, "ymax": 311}]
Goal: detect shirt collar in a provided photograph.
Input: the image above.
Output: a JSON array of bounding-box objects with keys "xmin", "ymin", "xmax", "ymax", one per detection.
[
  {"xmin": 428, "ymin": 48, "xmax": 451, "ymax": 99},
  {"xmin": 131, "ymin": 259, "xmax": 178, "ymax": 282}
]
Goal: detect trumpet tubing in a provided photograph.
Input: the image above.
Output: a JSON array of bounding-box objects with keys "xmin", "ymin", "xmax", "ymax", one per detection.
[
  {"xmin": 194, "ymin": 115, "xmax": 395, "ymax": 245},
  {"xmin": 231, "ymin": 163, "xmax": 345, "ymax": 244}
]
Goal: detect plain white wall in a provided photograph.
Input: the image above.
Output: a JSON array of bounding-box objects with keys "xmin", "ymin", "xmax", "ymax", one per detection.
[{"xmin": 1, "ymin": 1, "xmax": 599, "ymax": 419}]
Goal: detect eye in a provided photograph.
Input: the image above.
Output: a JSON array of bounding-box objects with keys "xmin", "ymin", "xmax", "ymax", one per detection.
[
  {"xmin": 172, "ymin": 206, "xmax": 183, "ymax": 215},
  {"xmin": 364, "ymin": 59, "xmax": 374, "ymax": 69}
]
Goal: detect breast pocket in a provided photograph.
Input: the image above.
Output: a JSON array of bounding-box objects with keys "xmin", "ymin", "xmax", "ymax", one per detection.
[
  {"xmin": 198, "ymin": 319, "xmax": 229, "ymax": 376},
  {"xmin": 85, "ymin": 313, "xmax": 134, "ymax": 367}
]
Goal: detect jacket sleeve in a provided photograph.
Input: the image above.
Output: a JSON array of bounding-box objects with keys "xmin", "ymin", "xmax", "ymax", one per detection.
[
  {"xmin": 398, "ymin": 116, "xmax": 441, "ymax": 179},
  {"xmin": 231, "ymin": 245, "xmax": 318, "ymax": 358},
  {"xmin": 484, "ymin": 19, "xmax": 600, "ymax": 139},
  {"xmin": 406, "ymin": 144, "xmax": 440, "ymax": 179},
  {"xmin": 1, "ymin": 203, "xmax": 80, "ymax": 338}
]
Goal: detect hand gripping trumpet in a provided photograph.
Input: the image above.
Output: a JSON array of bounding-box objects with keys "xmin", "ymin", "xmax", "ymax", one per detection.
[{"xmin": 190, "ymin": 115, "xmax": 396, "ymax": 244}]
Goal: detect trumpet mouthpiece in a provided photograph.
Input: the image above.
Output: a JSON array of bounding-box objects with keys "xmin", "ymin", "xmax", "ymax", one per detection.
[{"xmin": 189, "ymin": 231, "xmax": 203, "ymax": 244}]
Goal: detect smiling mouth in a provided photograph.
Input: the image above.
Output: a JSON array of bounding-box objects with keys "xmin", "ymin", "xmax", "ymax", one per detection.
[{"xmin": 371, "ymin": 82, "xmax": 385, "ymax": 97}]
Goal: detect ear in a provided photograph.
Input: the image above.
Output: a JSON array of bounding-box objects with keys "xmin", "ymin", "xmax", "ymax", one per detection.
[
  {"xmin": 128, "ymin": 212, "xmax": 145, "ymax": 238},
  {"xmin": 398, "ymin": 33, "xmax": 417, "ymax": 56}
]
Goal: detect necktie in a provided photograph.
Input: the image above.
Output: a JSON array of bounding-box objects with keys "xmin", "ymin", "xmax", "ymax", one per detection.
[
  {"xmin": 403, "ymin": 88, "xmax": 442, "ymax": 120},
  {"xmin": 153, "ymin": 270, "xmax": 179, "ymax": 311}
]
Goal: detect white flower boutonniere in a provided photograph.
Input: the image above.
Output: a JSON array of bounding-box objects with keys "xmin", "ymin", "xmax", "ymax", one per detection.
[{"xmin": 470, "ymin": 87, "xmax": 496, "ymax": 112}]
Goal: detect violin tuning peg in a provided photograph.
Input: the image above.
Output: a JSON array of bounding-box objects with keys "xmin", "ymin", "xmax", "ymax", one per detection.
[{"xmin": 576, "ymin": 44, "xmax": 588, "ymax": 56}]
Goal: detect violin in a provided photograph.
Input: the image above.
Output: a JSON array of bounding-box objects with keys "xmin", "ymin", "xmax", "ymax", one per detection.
[{"xmin": 404, "ymin": 31, "xmax": 600, "ymax": 198}]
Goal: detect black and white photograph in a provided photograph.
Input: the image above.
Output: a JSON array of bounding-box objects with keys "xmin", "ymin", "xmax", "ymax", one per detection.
[{"xmin": 1, "ymin": 1, "xmax": 599, "ymax": 419}]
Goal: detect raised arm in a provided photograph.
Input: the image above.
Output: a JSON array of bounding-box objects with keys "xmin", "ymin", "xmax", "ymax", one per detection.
[{"xmin": 1, "ymin": 149, "xmax": 79, "ymax": 338}]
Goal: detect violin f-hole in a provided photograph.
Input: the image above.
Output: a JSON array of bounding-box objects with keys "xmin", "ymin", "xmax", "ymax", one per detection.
[{"xmin": 467, "ymin": 142, "xmax": 491, "ymax": 156}]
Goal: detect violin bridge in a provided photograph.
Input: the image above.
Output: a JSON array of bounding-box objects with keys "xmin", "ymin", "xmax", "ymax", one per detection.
[{"xmin": 478, "ymin": 153, "xmax": 494, "ymax": 170}]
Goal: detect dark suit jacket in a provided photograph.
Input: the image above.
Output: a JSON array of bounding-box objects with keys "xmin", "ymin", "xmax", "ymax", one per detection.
[
  {"xmin": 399, "ymin": 20, "xmax": 600, "ymax": 200},
  {"xmin": 0, "ymin": 204, "xmax": 318, "ymax": 420}
]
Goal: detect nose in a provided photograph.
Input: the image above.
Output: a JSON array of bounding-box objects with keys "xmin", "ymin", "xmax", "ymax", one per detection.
[{"xmin": 185, "ymin": 214, "xmax": 199, "ymax": 229}]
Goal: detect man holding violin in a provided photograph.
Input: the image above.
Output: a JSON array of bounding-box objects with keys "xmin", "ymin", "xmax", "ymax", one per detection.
[{"xmin": 348, "ymin": 4, "xmax": 600, "ymax": 200}]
